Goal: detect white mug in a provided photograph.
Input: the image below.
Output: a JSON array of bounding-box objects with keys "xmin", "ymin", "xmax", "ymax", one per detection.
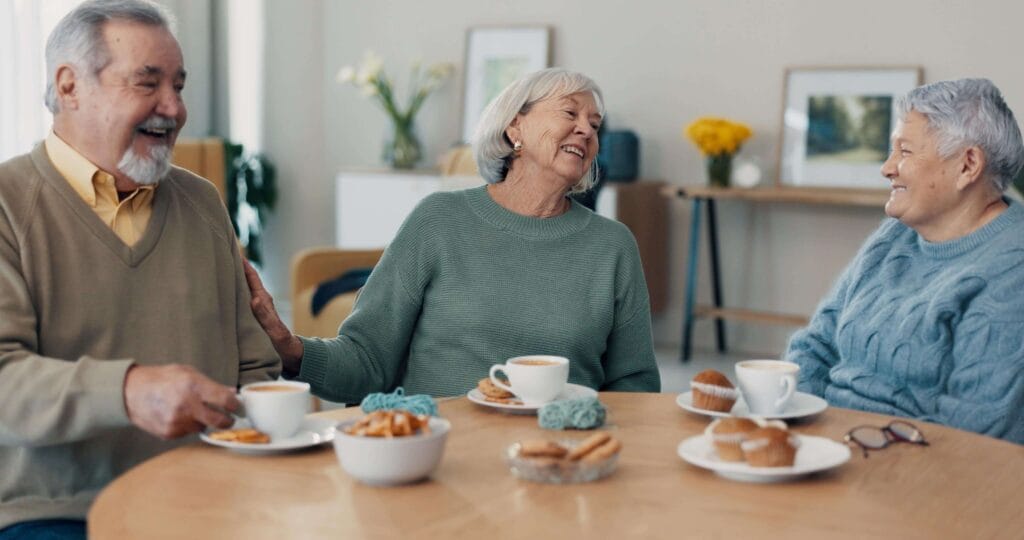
[
  {"xmin": 734, "ymin": 360, "xmax": 799, "ymax": 415},
  {"xmin": 239, "ymin": 380, "xmax": 311, "ymax": 439},
  {"xmin": 488, "ymin": 355, "xmax": 569, "ymax": 406}
]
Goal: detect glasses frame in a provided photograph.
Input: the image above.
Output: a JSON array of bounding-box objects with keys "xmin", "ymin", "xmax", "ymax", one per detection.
[{"xmin": 844, "ymin": 420, "xmax": 929, "ymax": 458}]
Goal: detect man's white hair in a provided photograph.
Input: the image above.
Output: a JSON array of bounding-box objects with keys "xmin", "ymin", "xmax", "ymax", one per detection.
[{"xmin": 44, "ymin": 0, "xmax": 175, "ymax": 114}]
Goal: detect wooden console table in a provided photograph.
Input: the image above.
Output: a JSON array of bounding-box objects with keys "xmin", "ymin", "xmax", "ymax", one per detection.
[{"xmin": 664, "ymin": 185, "xmax": 890, "ymax": 361}]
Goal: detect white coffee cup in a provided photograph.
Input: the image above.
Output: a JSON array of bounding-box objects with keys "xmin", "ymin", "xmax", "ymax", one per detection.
[
  {"xmin": 734, "ymin": 360, "xmax": 799, "ymax": 415},
  {"xmin": 488, "ymin": 355, "xmax": 569, "ymax": 406},
  {"xmin": 239, "ymin": 380, "xmax": 311, "ymax": 439}
]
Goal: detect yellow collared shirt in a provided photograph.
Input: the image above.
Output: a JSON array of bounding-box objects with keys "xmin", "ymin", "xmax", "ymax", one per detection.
[{"xmin": 45, "ymin": 131, "xmax": 155, "ymax": 246}]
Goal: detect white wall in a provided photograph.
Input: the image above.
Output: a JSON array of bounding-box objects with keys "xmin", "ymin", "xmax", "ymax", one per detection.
[
  {"xmin": 259, "ymin": 0, "xmax": 328, "ymax": 300},
  {"xmin": 254, "ymin": 0, "xmax": 1024, "ymax": 355},
  {"xmin": 160, "ymin": 0, "xmax": 212, "ymax": 137}
]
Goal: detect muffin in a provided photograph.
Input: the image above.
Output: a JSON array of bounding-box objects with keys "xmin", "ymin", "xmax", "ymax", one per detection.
[
  {"xmin": 740, "ymin": 427, "xmax": 799, "ymax": 467},
  {"xmin": 706, "ymin": 417, "xmax": 759, "ymax": 462},
  {"xmin": 690, "ymin": 370, "xmax": 739, "ymax": 412}
]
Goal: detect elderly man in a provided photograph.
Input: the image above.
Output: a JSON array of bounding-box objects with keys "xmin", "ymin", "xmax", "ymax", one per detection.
[
  {"xmin": 0, "ymin": 1, "xmax": 279, "ymax": 537},
  {"xmin": 787, "ymin": 78, "xmax": 1024, "ymax": 444}
]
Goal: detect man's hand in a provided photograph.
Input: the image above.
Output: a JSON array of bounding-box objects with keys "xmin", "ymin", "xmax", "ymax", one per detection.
[
  {"xmin": 123, "ymin": 364, "xmax": 240, "ymax": 439},
  {"xmin": 243, "ymin": 258, "xmax": 303, "ymax": 371}
]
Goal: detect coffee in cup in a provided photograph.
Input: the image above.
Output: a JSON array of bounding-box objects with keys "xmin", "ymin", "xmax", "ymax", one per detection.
[
  {"xmin": 734, "ymin": 360, "xmax": 799, "ymax": 415},
  {"xmin": 239, "ymin": 380, "xmax": 311, "ymax": 439},
  {"xmin": 488, "ymin": 355, "xmax": 569, "ymax": 405},
  {"xmin": 246, "ymin": 384, "xmax": 303, "ymax": 392}
]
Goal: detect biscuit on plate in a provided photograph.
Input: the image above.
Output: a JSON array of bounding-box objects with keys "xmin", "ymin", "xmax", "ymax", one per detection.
[
  {"xmin": 209, "ymin": 428, "xmax": 270, "ymax": 444},
  {"xmin": 477, "ymin": 377, "xmax": 515, "ymax": 399}
]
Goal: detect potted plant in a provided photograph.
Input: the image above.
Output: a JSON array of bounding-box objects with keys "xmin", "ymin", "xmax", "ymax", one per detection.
[{"xmin": 225, "ymin": 142, "xmax": 277, "ymax": 266}]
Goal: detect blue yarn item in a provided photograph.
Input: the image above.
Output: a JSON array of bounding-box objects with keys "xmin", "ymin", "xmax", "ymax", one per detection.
[
  {"xmin": 538, "ymin": 397, "xmax": 606, "ymax": 430},
  {"xmin": 359, "ymin": 387, "xmax": 439, "ymax": 417}
]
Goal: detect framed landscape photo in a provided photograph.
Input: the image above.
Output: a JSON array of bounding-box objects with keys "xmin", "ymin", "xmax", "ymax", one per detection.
[
  {"xmin": 460, "ymin": 26, "xmax": 551, "ymax": 143},
  {"xmin": 778, "ymin": 66, "xmax": 922, "ymax": 190}
]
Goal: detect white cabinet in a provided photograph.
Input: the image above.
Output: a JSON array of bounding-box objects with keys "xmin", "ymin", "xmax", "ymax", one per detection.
[
  {"xmin": 334, "ymin": 172, "xmax": 666, "ymax": 313},
  {"xmin": 335, "ymin": 170, "xmax": 484, "ymax": 248}
]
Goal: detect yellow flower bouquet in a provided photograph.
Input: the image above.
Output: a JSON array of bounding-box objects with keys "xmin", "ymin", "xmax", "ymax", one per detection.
[{"xmin": 684, "ymin": 117, "xmax": 753, "ymax": 187}]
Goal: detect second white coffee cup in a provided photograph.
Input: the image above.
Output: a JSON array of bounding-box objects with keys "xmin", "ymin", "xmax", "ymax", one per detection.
[
  {"xmin": 489, "ymin": 355, "xmax": 569, "ymax": 406},
  {"xmin": 734, "ymin": 360, "xmax": 800, "ymax": 416},
  {"xmin": 239, "ymin": 380, "xmax": 311, "ymax": 439}
]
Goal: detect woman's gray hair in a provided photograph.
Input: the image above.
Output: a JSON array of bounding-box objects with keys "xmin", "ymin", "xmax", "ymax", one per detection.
[
  {"xmin": 896, "ymin": 78, "xmax": 1024, "ymax": 191},
  {"xmin": 44, "ymin": 0, "xmax": 175, "ymax": 114},
  {"xmin": 472, "ymin": 68, "xmax": 606, "ymax": 194}
]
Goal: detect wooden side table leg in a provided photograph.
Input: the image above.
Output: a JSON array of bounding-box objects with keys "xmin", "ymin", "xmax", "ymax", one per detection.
[
  {"xmin": 682, "ymin": 198, "xmax": 703, "ymax": 362},
  {"xmin": 706, "ymin": 199, "xmax": 726, "ymax": 353}
]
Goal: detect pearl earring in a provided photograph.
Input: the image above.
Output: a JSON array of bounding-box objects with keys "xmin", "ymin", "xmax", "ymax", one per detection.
[{"xmin": 513, "ymin": 141, "xmax": 523, "ymax": 152}]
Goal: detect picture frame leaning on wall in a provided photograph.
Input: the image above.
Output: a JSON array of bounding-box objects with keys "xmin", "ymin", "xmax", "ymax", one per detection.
[
  {"xmin": 777, "ymin": 66, "xmax": 923, "ymax": 190},
  {"xmin": 460, "ymin": 26, "xmax": 552, "ymax": 144}
]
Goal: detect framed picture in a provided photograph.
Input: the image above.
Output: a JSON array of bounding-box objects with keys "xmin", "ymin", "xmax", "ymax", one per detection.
[
  {"xmin": 460, "ymin": 26, "xmax": 552, "ymax": 143},
  {"xmin": 778, "ymin": 66, "xmax": 923, "ymax": 190}
]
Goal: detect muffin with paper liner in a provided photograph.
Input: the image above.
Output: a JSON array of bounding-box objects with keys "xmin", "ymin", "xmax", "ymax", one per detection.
[
  {"xmin": 741, "ymin": 426, "xmax": 800, "ymax": 467},
  {"xmin": 705, "ymin": 416, "xmax": 787, "ymax": 462},
  {"xmin": 690, "ymin": 369, "xmax": 740, "ymax": 412}
]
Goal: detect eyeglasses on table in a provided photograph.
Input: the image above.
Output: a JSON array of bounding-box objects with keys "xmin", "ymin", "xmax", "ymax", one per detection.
[{"xmin": 844, "ymin": 420, "xmax": 928, "ymax": 458}]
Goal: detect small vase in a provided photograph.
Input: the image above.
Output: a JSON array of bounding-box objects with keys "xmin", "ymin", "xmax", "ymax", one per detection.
[
  {"xmin": 706, "ymin": 154, "xmax": 733, "ymax": 188},
  {"xmin": 383, "ymin": 119, "xmax": 422, "ymax": 170}
]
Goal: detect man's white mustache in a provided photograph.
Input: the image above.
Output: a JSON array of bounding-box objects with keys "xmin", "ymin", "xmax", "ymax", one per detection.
[{"xmin": 136, "ymin": 116, "xmax": 177, "ymax": 131}]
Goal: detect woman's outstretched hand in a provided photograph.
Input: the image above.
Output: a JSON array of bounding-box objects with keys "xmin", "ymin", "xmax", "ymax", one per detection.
[{"xmin": 243, "ymin": 258, "xmax": 304, "ymax": 373}]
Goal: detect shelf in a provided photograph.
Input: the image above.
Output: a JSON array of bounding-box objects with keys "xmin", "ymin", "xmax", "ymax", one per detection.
[
  {"xmin": 694, "ymin": 305, "xmax": 809, "ymax": 327},
  {"xmin": 662, "ymin": 185, "xmax": 890, "ymax": 207}
]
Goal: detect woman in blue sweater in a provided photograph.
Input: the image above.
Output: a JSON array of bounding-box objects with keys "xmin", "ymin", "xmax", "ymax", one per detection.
[{"xmin": 787, "ymin": 78, "xmax": 1024, "ymax": 444}]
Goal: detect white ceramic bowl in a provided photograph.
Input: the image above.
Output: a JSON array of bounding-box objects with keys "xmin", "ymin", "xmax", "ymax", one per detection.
[{"xmin": 332, "ymin": 417, "xmax": 451, "ymax": 486}]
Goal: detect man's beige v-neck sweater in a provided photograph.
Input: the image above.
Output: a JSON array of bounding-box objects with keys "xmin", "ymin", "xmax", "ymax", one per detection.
[{"xmin": 0, "ymin": 144, "xmax": 280, "ymax": 528}]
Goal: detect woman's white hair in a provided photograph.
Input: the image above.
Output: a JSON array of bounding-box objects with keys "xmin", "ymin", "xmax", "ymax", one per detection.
[
  {"xmin": 472, "ymin": 68, "xmax": 605, "ymax": 194},
  {"xmin": 896, "ymin": 78, "xmax": 1024, "ymax": 191},
  {"xmin": 44, "ymin": 0, "xmax": 175, "ymax": 114}
]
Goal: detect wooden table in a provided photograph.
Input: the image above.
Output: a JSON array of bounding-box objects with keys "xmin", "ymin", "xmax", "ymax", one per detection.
[
  {"xmin": 663, "ymin": 185, "xmax": 890, "ymax": 361},
  {"xmin": 89, "ymin": 393, "xmax": 1023, "ymax": 539}
]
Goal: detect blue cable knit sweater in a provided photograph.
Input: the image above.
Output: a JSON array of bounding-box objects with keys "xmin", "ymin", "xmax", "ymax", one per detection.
[{"xmin": 787, "ymin": 199, "xmax": 1024, "ymax": 444}]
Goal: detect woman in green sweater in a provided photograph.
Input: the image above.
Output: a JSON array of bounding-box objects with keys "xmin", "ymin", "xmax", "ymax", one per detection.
[{"xmin": 246, "ymin": 68, "xmax": 661, "ymax": 402}]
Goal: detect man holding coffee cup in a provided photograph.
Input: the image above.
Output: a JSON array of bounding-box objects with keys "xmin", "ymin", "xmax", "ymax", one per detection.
[{"xmin": 0, "ymin": 1, "xmax": 279, "ymax": 536}]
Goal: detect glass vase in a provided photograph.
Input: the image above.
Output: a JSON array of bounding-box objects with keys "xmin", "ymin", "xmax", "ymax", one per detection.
[
  {"xmin": 383, "ymin": 119, "xmax": 422, "ymax": 170},
  {"xmin": 706, "ymin": 154, "xmax": 733, "ymax": 188}
]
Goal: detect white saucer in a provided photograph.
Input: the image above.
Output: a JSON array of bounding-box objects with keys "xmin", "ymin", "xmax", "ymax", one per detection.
[
  {"xmin": 676, "ymin": 391, "xmax": 828, "ymax": 420},
  {"xmin": 677, "ymin": 434, "xmax": 850, "ymax": 483},
  {"xmin": 467, "ymin": 383, "xmax": 598, "ymax": 415},
  {"xmin": 200, "ymin": 416, "xmax": 336, "ymax": 454}
]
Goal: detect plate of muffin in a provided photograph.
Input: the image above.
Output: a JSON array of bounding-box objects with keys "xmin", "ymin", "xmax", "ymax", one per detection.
[
  {"xmin": 678, "ymin": 369, "xmax": 828, "ymax": 420},
  {"xmin": 677, "ymin": 417, "xmax": 850, "ymax": 483}
]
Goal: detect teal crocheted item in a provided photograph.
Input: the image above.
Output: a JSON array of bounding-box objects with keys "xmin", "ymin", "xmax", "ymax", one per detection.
[
  {"xmin": 538, "ymin": 397, "xmax": 606, "ymax": 430},
  {"xmin": 359, "ymin": 387, "xmax": 439, "ymax": 417}
]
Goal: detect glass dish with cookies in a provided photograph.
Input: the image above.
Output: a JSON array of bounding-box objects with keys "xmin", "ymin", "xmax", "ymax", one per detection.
[{"xmin": 505, "ymin": 432, "xmax": 621, "ymax": 484}]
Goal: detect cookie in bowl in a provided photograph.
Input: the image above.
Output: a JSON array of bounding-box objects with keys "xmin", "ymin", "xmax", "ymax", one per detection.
[{"xmin": 690, "ymin": 369, "xmax": 739, "ymax": 412}]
